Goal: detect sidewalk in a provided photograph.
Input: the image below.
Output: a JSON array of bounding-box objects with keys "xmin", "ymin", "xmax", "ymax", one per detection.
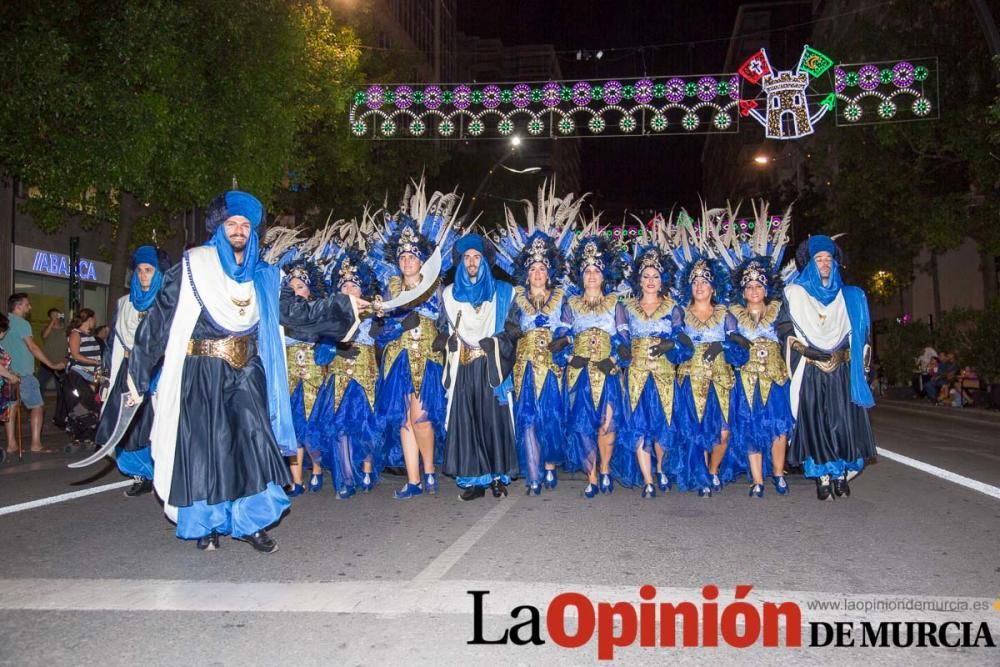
[
  {"xmin": 876, "ymin": 396, "xmax": 1000, "ymax": 425},
  {"xmin": 2, "ymin": 393, "xmax": 80, "ymax": 466}
]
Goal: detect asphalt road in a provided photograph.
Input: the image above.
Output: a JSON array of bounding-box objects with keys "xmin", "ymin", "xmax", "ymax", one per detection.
[{"xmin": 0, "ymin": 401, "xmax": 998, "ymax": 665}]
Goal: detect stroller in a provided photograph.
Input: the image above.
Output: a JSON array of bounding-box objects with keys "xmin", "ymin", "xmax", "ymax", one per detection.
[{"xmin": 63, "ymin": 365, "xmax": 103, "ymax": 448}]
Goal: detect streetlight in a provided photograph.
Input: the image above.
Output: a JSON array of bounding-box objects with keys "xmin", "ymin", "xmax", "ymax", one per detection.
[{"xmin": 753, "ymin": 154, "xmax": 770, "ymax": 165}]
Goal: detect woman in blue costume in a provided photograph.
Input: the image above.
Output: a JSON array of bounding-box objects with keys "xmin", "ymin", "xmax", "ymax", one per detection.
[
  {"xmin": 778, "ymin": 235, "xmax": 876, "ymax": 500},
  {"xmin": 281, "ymin": 252, "xmax": 330, "ymax": 497},
  {"xmin": 321, "ymin": 247, "xmax": 383, "ymax": 499},
  {"xmin": 622, "ymin": 241, "xmax": 692, "ymax": 498},
  {"xmin": 370, "ymin": 182, "xmax": 460, "ymax": 500},
  {"xmin": 129, "ymin": 191, "xmax": 365, "ymax": 553},
  {"xmin": 559, "ymin": 233, "xmax": 631, "ymax": 498},
  {"xmin": 96, "ymin": 245, "xmax": 171, "ymax": 497},
  {"xmin": 668, "ymin": 212, "xmax": 748, "ymax": 497},
  {"xmin": 714, "ymin": 204, "xmax": 795, "ymax": 497},
  {"xmin": 491, "ymin": 183, "xmax": 584, "ymax": 494}
]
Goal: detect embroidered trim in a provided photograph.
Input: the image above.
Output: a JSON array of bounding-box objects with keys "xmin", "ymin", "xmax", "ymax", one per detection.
[
  {"xmin": 730, "ymin": 301, "xmax": 780, "ymax": 331},
  {"xmin": 625, "ymin": 296, "xmax": 675, "ymax": 321},
  {"xmin": 514, "ymin": 286, "xmax": 564, "ymax": 317},
  {"xmin": 684, "ymin": 303, "xmax": 727, "ymax": 331},
  {"xmin": 568, "ymin": 293, "xmax": 618, "ymax": 315}
]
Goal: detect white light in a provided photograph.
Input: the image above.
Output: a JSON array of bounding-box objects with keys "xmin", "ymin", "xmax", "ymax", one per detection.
[
  {"xmin": 510, "ymin": 136, "xmax": 522, "ymax": 147},
  {"xmin": 576, "ymin": 50, "xmax": 583, "ymax": 61},
  {"xmin": 753, "ymin": 155, "xmax": 770, "ymax": 165},
  {"xmin": 596, "ymin": 50, "xmax": 604, "ymax": 60}
]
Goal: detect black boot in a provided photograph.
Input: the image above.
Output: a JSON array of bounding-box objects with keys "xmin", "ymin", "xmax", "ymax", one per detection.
[
  {"xmin": 490, "ymin": 478, "xmax": 508, "ymax": 498},
  {"xmin": 196, "ymin": 531, "xmax": 220, "ymax": 551},
  {"xmin": 123, "ymin": 477, "xmax": 153, "ymax": 497},
  {"xmin": 815, "ymin": 475, "xmax": 833, "ymax": 501},
  {"xmin": 458, "ymin": 486, "xmax": 486, "ymax": 502},
  {"xmin": 832, "ymin": 476, "xmax": 851, "ymax": 498},
  {"xmin": 237, "ymin": 529, "xmax": 278, "ymax": 554}
]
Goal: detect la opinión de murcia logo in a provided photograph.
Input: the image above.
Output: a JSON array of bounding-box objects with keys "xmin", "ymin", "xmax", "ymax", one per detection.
[{"xmin": 467, "ymin": 586, "xmax": 996, "ymax": 659}]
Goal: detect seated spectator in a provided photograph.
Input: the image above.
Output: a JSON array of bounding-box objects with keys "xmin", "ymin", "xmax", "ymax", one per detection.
[{"xmin": 914, "ymin": 345, "xmax": 938, "ymax": 398}]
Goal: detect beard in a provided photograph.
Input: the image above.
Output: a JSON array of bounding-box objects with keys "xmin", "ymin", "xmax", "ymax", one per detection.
[{"xmin": 228, "ymin": 236, "xmax": 248, "ymax": 251}]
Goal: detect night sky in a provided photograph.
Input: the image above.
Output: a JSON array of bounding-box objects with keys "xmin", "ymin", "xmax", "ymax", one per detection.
[{"xmin": 456, "ymin": 0, "xmax": 777, "ymax": 216}]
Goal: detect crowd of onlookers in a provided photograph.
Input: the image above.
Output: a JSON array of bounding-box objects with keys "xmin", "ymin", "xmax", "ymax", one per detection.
[
  {"xmin": 0, "ymin": 293, "xmax": 110, "ymax": 463},
  {"xmin": 913, "ymin": 346, "xmax": 981, "ymax": 408}
]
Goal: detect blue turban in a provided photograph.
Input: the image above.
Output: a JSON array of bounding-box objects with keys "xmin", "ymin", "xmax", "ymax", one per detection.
[
  {"xmin": 453, "ymin": 234, "xmax": 495, "ymax": 308},
  {"xmin": 128, "ymin": 245, "xmax": 165, "ymax": 311},
  {"xmin": 204, "ymin": 190, "xmax": 265, "ymax": 235}
]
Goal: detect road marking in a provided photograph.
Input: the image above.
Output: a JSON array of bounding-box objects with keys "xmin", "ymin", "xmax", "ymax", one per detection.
[
  {"xmin": 0, "ymin": 480, "xmax": 132, "ymax": 517},
  {"xmin": 0, "ymin": 577, "xmax": 994, "ymax": 626},
  {"xmin": 878, "ymin": 447, "xmax": 1000, "ymax": 501},
  {"xmin": 413, "ymin": 495, "xmax": 519, "ymax": 583}
]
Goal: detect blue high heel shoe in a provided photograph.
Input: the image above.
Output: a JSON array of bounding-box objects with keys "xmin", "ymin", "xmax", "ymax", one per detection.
[
  {"xmin": 528, "ymin": 481, "xmax": 541, "ymax": 496},
  {"xmin": 308, "ymin": 472, "xmax": 323, "ymax": 493},
  {"xmin": 657, "ymin": 472, "xmax": 671, "ymax": 493},
  {"xmin": 772, "ymin": 476, "xmax": 789, "ymax": 496},
  {"xmin": 360, "ymin": 472, "xmax": 374, "ymax": 493},
  {"xmin": 749, "ymin": 483, "xmax": 764, "ymax": 498},
  {"xmin": 423, "ymin": 473, "xmax": 439, "ymax": 496},
  {"xmin": 393, "ymin": 482, "xmax": 423, "ymax": 500},
  {"xmin": 336, "ymin": 486, "xmax": 356, "ymax": 500},
  {"xmin": 641, "ymin": 483, "xmax": 656, "ymax": 499},
  {"xmin": 583, "ymin": 482, "xmax": 598, "ymax": 498},
  {"xmin": 599, "ymin": 473, "xmax": 613, "ymax": 495},
  {"xmin": 710, "ymin": 473, "xmax": 722, "ymax": 494},
  {"xmin": 287, "ymin": 483, "xmax": 305, "ymax": 497},
  {"xmin": 543, "ymin": 469, "xmax": 558, "ymax": 489},
  {"xmin": 698, "ymin": 486, "xmax": 713, "ymax": 498}
]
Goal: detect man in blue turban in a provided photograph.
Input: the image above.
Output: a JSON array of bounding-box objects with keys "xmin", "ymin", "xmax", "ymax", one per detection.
[
  {"xmin": 437, "ymin": 233, "xmax": 521, "ymax": 500},
  {"xmin": 128, "ymin": 190, "xmax": 368, "ymax": 553},
  {"xmin": 778, "ymin": 235, "xmax": 876, "ymax": 501}
]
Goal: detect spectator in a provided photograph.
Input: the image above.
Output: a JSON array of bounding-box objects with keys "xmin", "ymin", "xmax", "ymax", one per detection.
[
  {"xmin": 925, "ymin": 352, "xmax": 958, "ymax": 404},
  {"xmin": 64, "ymin": 308, "xmax": 102, "ymax": 444},
  {"xmin": 93, "ymin": 324, "xmax": 110, "ymax": 358},
  {"xmin": 4, "ymin": 294, "xmax": 66, "ymax": 453},
  {"xmin": 38, "ymin": 307, "xmax": 68, "ymax": 427},
  {"xmin": 0, "ymin": 313, "xmax": 23, "ymax": 461},
  {"xmin": 913, "ymin": 345, "xmax": 938, "ymax": 398}
]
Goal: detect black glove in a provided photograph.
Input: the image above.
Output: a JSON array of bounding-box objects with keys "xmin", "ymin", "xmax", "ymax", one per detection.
[
  {"xmin": 337, "ymin": 345, "xmax": 360, "ymax": 360},
  {"xmin": 728, "ymin": 332, "xmax": 752, "ymax": 350},
  {"xmin": 547, "ymin": 336, "xmax": 571, "ymax": 353},
  {"xmin": 503, "ymin": 319, "xmax": 522, "ymax": 340},
  {"xmin": 596, "ymin": 358, "xmax": 616, "ymax": 376},
  {"xmin": 369, "ymin": 318, "xmax": 385, "ymax": 340},
  {"xmin": 447, "ymin": 334, "xmax": 459, "ymax": 353},
  {"xmin": 800, "ymin": 346, "xmax": 832, "ymax": 362},
  {"xmin": 676, "ymin": 332, "xmax": 694, "ymax": 350},
  {"xmin": 401, "ymin": 311, "xmax": 421, "ymax": 332},
  {"xmin": 702, "ymin": 341, "xmax": 724, "ymax": 362},
  {"xmin": 478, "ymin": 337, "xmax": 493, "ymax": 350},
  {"xmin": 650, "ymin": 338, "xmax": 675, "ymax": 357},
  {"xmin": 616, "ymin": 344, "xmax": 632, "ymax": 363},
  {"xmin": 432, "ymin": 331, "xmax": 449, "ymax": 353},
  {"xmin": 568, "ymin": 355, "xmax": 589, "ymax": 369},
  {"xmin": 776, "ymin": 321, "xmax": 795, "ymax": 339}
]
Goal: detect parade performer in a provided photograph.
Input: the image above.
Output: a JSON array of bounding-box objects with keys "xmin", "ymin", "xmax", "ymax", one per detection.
[
  {"xmin": 128, "ymin": 190, "xmax": 366, "ymax": 553},
  {"xmin": 279, "ymin": 233, "xmax": 331, "ymax": 497},
  {"xmin": 321, "ymin": 230, "xmax": 383, "ymax": 499},
  {"xmin": 713, "ymin": 203, "xmax": 795, "ymax": 498},
  {"xmin": 560, "ymin": 231, "xmax": 631, "ymax": 498},
  {"xmin": 668, "ymin": 210, "xmax": 748, "ymax": 497},
  {"xmin": 622, "ymin": 221, "xmax": 690, "ymax": 498},
  {"xmin": 369, "ymin": 181, "xmax": 460, "ymax": 500},
  {"xmin": 491, "ymin": 183, "xmax": 584, "ymax": 494},
  {"xmin": 439, "ymin": 233, "xmax": 519, "ymax": 500},
  {"xmin": 96, "ymin": 245, "xmax": 170, "ymax": 497},
  {"xmin": 779, "ymin": 234, "xmax": 876, "ymax": 500}
]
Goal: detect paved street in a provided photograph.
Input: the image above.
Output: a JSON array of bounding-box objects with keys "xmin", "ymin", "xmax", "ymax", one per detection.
[{"xmin": 1, "ymin": 401, "xmax": 998, "ymax": 665}]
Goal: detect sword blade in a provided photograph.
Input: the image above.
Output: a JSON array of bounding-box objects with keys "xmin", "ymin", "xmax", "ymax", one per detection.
[{"xmin": 68, "ymin": 394, "xmax": 143, "ymax": 469}]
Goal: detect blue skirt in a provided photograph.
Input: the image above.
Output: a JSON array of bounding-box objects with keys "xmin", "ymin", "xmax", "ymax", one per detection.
[
  {"xmin": 514, "ymin": 365, "xmax": 565, "ymax": 485},
  {"xmin": 670, "ymin": 380, "xmax": 730, "ymax": 491},
  {"xmin": 729, "ymin": 377, "xmax": 795, "ymax": 480},
  {"xmin": 323, "ymin": 379, "xmax": 382, "ymax": 490},
  {"xmin": 564, "ymin": 369, "xmax": 630, "ymax": 478},
  {"xmin": 376, "ymin": 351, "xmax": 446, "ymax": 469},
  {"xmin": 619, "ymin": 375, "xmax": 676, "ymax": 487}
]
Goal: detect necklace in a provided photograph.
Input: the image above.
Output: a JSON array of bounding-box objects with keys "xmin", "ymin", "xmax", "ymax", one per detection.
[
  {"xmin": 230, "ymin": 284, "xmax": 253, "ymax": 317},
  {"xmin": 529, "ymin": 289, "xmax": 549, "ymax": 311}
]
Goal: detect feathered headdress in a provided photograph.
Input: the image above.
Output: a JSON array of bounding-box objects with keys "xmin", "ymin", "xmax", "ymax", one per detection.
[
  {"xmin": 706, "ymin": 200, "xmax": 791, "ymax": 305},
  {"xmin": 492, "ymin": 180, "xmax": 587, "ymax": 286},
  {"xmin": 627, "ymin": 212, "xmax": 675, "ymax": 296},
  {"xmin": 664, "ymin": 207, "xmax": 731, "ymax": 305},
  {"xmin": 370, "ymin": 177, "xmax": 462, "ymax": 275}
]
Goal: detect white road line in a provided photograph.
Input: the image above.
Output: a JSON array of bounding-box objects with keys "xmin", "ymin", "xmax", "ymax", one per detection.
[
  {"xmin": 0, "ymin": 577, "xmax": 995, "ymax": 626},
  {"xmin": 878, "ymin": 447, "xmax": 1000, "ymax": 501},
  {"xmin": 413, "ymin": 495, "xmax": 519, "ymax": 583},
  {"xmin": 0, "ymin": 480, "xmax": 132, "ymax": 517}
]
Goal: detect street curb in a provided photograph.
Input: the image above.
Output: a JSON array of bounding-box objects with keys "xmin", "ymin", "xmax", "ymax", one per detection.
[{"xmin": 875, "ymin": 398, "xmax": 1000, "ymax": 426}]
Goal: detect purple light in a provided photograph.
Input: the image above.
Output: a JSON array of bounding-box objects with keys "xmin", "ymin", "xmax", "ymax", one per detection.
[
  {"xmin": 512, "ymin": 83, "xmax": 531, "ymax": 108},
  {"xmin": 834, "ymin": 67, "xmax": 847, "ymax": 94},
  {"xmin": 892, "ymin": 61, "xmax": 915, "ymax": 88},
  {"xmin": 482, "ymin": 84, "xmax": 502, "ymax": 109},
  {"xmin": 634, "ymin": 78, "xmax": 654, "ymax": 104},
  {"xmin": 453, "ymin": 85, "xmax": 472, "ymax": 110},
  {"xmin": 542, "ymin": 81, "xmax": 561, "ymax": 108},
  {"xmin": 665, "ymin": 78, "xmax": 685, "ymax": 103},
  {"xmin": 728, "ymin": 75, "xmax": 740, "ymax": 100},
  {"xmin": 603, "ymin": 80, "xmax": 623, "ymax": 105},
  {"xmin": 697, "ymin": 77, "xmax": 717, "ymax": 102},
  {"xmin": 423, "ymin": 85, "xmax": 442, "ymax": 110},
  {"xmin": 365, "ymin": 85, "xmax": 383, "ymax": 110},
  {"xmin": 572, "ymin": 81, "xmax": 592, "ymax": 106},
  {"xmin": 394, "ymin": 85, "xmax": 413, "ymax": 110},
  {"xmin": 858, "ymin": 64, "xmax": 880, "ymax": 91}
]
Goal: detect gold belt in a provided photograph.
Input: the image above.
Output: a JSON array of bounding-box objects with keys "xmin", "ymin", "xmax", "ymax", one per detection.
[
  {"xmin": 572, "ymin": 327, "xmax": 612, "ymax": 361},
  {"xmin": 187, "ymin": 335, "xmax": 257, "ymax": 369},
  {"xmin": 807, "ymin": 347, "xmax": 850, "ymax": 373},
  {"xmin": 460, "ymin": 345, "xmax": 486, "ymax": 365}
]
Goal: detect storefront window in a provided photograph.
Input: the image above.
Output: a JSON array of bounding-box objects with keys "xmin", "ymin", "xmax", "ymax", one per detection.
[{"xmin": 13, "ymin": 271, "xmax": 108, "ymax": 336}]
